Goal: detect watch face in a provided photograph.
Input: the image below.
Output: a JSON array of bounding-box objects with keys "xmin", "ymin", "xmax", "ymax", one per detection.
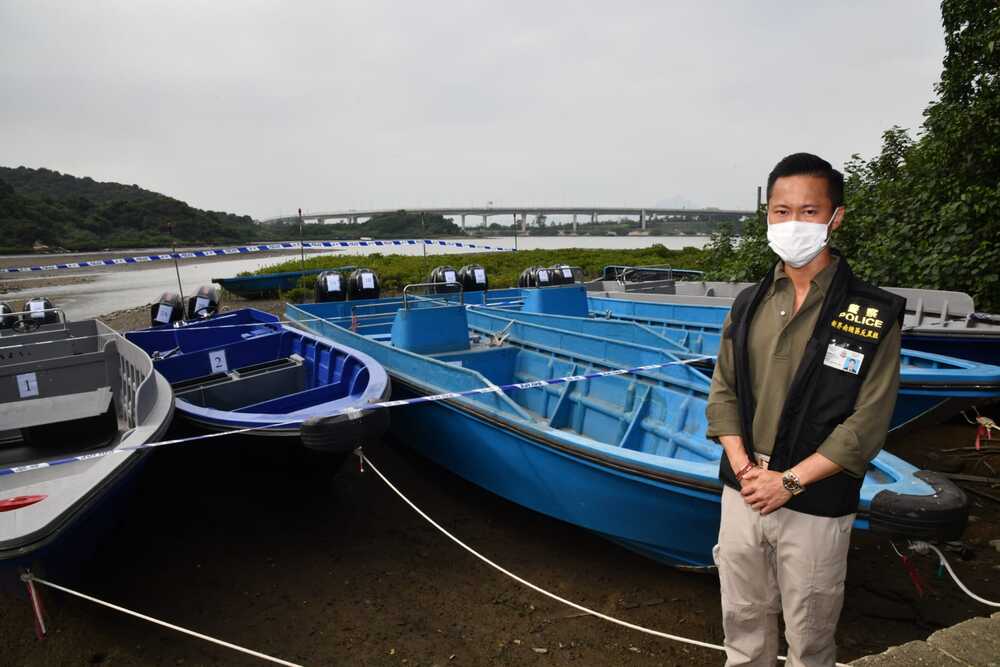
[{"xmin": 782, "ymin": 474, "xmax": 801, "ymax": 493}]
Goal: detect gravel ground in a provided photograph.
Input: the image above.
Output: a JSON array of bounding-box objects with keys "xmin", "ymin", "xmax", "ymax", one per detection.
[{"xmin": 1, "ymin": 299, "xmax": 998, "ymax": 666}]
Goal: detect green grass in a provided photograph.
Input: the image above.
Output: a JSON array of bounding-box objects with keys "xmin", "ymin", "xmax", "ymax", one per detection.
[{"xmin": 253, "ymin": 244, "xmax": 707, "ymax": 300}]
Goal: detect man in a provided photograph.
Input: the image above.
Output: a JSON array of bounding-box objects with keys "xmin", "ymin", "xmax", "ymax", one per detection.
[{"xmin": 706, "ymin": 153, "xmax": 904, "ymax": 666}]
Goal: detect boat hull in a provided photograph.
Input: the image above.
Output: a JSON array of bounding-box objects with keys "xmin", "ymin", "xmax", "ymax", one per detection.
[
  {"xmin": 388, "ymin": 376, "xmax": 722, "ymax": 567},
  {"xmin": 900, "ymin": 332, "xmax": 1000, "ymax": 365}
]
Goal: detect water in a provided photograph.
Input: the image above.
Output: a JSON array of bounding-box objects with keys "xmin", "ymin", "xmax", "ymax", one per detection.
[{"xmin": 0, "ymin": 235, "xmax": 708, "ymax": 321}]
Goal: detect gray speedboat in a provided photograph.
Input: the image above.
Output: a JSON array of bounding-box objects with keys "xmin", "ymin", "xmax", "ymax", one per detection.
[
  {"xmin": 0, "ymin": 314, "xmax": 174, "ymax": 565},
  {"xmin": 585, "ymin": 265, "xmax": 1000, "ymax": 363}
]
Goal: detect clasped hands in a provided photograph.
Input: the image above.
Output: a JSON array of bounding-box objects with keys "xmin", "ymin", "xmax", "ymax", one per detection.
[{"xmin": 739, "ymin": 466, "xmax": 792, "ymax": 515}]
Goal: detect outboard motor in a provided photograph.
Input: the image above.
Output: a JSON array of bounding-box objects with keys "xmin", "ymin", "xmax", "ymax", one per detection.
[
  {"xmin": 186, "ymin": 285, "xmax": 221, "ymax": 319},
  {"xmin": 0, "ymin": 301, "xmax": 16, "ymax": 329},
  {"xmin": 348, "ymin": 268, "xmax": 380, "ymax": 300},
  {"xmin": 458, "ymin": 264, "xmax": 488, "ymax": 292},
  {"xmin": 22, "ymin": 297, "xmax": 58, "ymax": 325},
  {"xmin": 150, "ymin": 292, "xmax": 184, "ymax": 327},
  {"xmin": 550, "ymin": 264, "xmax": 580, "ymax": 285},
  {"xmin": 518, "ymin": 266, "xmax": 553, "ymax": 288},
  {"xmin": 314, "ymin": 270, "xmax": 347, "ymax": 302},
  {"xmin": 429, "ymin": 265, "xmax": 461, "ymax": 294},
  {"xmin": 547, "ymin": 266, "xmax": 567, "ymax": 286}
]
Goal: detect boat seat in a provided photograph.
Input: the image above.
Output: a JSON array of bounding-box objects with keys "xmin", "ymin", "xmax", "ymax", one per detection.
[
  {"xmin": 170, "ymin": 356, "xmax": 303, "ymax": 392},
  {"xmin": 171, "ymin": 371, "xmax": 230, "ymax": 392},
  {"xmin": 0, "ymin": 404, "xmax": 119, "ymax": 467},
  {"xmin": 231, "ymin": 355, "xmax": 301, "ymax": 378},
  {"xmin": 176, "ymin": 363, "xmax": 308, "ymax": 411}
]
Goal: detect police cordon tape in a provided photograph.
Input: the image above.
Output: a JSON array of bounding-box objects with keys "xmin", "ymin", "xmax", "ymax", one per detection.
[
  {"xmin": 0, "ymin": 354, "xmax": 713, "ymax": 477},
  {"xmin": 0, "ymin": 239, "xmax": 514, "ymax": 274}
]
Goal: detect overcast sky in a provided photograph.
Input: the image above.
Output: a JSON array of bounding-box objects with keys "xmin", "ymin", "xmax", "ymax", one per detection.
[{"xmin": 1, "ymin": 1, "xmax": 945, "ymax": 219}]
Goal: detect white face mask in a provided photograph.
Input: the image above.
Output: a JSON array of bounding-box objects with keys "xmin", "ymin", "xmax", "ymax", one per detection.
[{"xmin": 766, "ymin": 208, "xmax": 839, "ymax": 268}]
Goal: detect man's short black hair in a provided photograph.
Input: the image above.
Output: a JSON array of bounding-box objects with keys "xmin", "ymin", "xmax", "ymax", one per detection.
[{"xmin": 766, "ymin": 153, "xmax": 844, "ymax": 209}]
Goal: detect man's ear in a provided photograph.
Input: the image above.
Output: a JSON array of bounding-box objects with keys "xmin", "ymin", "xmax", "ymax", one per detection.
[{"xmin": 830, "ymin": 206, "xmax": 845, "ymax": 232}]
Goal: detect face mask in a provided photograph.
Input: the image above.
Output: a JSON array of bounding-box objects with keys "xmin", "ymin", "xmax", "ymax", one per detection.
[{"xmin": 766, "ymin": 208, "xmax": 839, "ymax": 268}]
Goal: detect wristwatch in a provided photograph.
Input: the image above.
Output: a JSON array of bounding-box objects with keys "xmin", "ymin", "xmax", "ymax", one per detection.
[{"xmin": 782, "ymin": 470, "xmax": 805, "ymax": 496}]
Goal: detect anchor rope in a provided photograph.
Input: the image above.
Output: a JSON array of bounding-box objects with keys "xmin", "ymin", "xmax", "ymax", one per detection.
[
  {"xmin": 357, "ymin": 451, "xmax": 849, "ymax": 666},
  {"xmin": 20, "ymin": 573, "xmax": 303, "ymax": 666}
]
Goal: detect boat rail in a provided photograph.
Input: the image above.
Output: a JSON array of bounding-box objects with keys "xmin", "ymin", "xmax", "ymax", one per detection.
[
  {"xmin": 402, "ymin": 282, "xmax": 464, "ymax": 309},
  {"xmin": 601, "ymin": 264, "xmax": 704, "ymax": 284},
  {"xmin": 109, "ymin": 323, "xmax": 158, "ymax": 428}
]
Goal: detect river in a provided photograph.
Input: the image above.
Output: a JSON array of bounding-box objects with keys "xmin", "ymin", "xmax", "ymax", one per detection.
[{"xmin": 0, "ymin": 235, "xmax": 709, "ymax": 321}]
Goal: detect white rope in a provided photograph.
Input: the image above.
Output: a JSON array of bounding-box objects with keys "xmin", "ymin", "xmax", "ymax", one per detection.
[
  {"xmin": 358, "ymin": 452, "xmax": 850, "ymax": 666},
  {"xmin": 910, "ymin": 541, "xmax": 1000, "ymax": 607},
  {"xmin": 22, "ymin": 573, "xmax": 304, "ymax": 666}
]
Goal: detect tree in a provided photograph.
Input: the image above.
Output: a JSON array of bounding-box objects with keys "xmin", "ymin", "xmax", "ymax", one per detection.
[{"xmin": 704, "ymin": 0, "xmax": 1000, "ymax": 311}]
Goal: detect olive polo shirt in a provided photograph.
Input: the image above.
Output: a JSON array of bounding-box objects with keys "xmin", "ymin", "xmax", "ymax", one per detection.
[{"xmin": 705, "ymin": 256, "xmax": 901, "ymax": 478}]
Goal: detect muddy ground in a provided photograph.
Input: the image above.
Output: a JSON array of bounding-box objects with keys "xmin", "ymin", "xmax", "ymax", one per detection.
[
  {"xmin": 1, "ymin": 300, "xmax": 998, "ymax": 666},
  {"xmin": 0, "ymin": 247, "xmax": 340, "ymax": 272},
  {"xmin": 0, "ymin": 275, "xmax": 96, "ymax": 295}
]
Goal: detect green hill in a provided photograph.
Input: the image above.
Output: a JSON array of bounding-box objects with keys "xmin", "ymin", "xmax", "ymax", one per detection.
[
  {"xmin": 0, "ymin": 166, "xmax": 258, "ymax": 253},
  {"xmin": 0, "ymin": 167, "xmax": 467, "ymax": 253},
  {"xmin": 0, "ymin": 166, "xmax": 162, "ymax": 205}
]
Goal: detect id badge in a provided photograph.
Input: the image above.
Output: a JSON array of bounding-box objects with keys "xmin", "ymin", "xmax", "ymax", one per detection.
[{"xmin": 824, "ymin": 340, "xmax": 864, "ymax": 375}]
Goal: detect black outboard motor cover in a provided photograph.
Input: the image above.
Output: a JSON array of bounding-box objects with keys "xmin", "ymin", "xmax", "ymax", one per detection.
[
  {"xmin": 458, "ymin": 264, "xmax": 488, "ymax": 292},
  {"xmin": 23, "ymin": 297, "xmax": 58, "ymax": 325},
  {"xmin": 429, "ymin": 266, "xmax": 461, "ymax": 294},
  {"xmin": 315, "ymin": 270, "xmax": 347, "ymax": 302},
  {"xmin": 150, "ymin": 292, "xmax": 184, "ymax": 327},
  {"xmin": 518, "ymin": 266, "xmax": 553, "ymax": 288},
  {"xmin": 187, "ymin": 285, "xmax": 221, "ymax": 319},
  {"xmin": 551, "ymin": 264, "xmax": 580, "ymax": 284},
  {"xmin": 517, "ymin": 267, "xmax": 532, "ymax": 288},
  {"xmin": 348, "ymin": 268, "xmax": 380, "ymax": 300},
  {"xmin": 0, "ymin": 301, "xmax": 15, "ymax": 329}
]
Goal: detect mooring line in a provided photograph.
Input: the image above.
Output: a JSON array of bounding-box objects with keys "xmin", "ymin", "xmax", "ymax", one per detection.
[
  {"xmin": 357, "ymin": 450, "xmax": 849, "ymax": 666},
  {"xmin": 20, "ymin": 572, "xmax": 303, "ymax": 666},
  {"xmin": 0, "ymin": 355, "xmax": 713, "ymax": 477}
]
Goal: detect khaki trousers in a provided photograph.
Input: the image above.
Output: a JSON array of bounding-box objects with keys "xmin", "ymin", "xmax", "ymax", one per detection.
[{"xmin": 714, "ymin": 485, "xmax": 854, "ymax": 667}]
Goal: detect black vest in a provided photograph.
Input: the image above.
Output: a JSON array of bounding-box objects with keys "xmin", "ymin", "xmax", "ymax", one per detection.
[{"xmin": 718, "ymin": 253, "xmax": 905, "ymax": 517}]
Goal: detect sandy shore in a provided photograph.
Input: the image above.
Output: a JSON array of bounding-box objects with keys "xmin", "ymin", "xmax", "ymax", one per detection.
[{"xmin": 1, "ymin": 299, "xmax": 998, "ymax": 666}]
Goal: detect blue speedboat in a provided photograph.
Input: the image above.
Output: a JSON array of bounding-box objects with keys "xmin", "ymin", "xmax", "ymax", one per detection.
[
  {"xmin": 584, "ymin": 293, "xmax": 1000, "ymax": 431},
  {"xmin": 125, "ymin": 308, "xmax": 390, "ymax": 455},
  {"xmin": 287, "ymin": 286, "xmax": 967, "ymax": 568},
  {"xmin": 213, "ymin": 265, "xmax": 353, "ymax": 299}
]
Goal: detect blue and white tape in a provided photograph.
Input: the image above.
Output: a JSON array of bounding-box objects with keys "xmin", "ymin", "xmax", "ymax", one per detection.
[
  {"xmin": 0, "ymin": 355, "xmax": 711, "ymax": 477},
  {"xmin": 1, "ymin": 239, "xmax": 514, "ymax": 274}
]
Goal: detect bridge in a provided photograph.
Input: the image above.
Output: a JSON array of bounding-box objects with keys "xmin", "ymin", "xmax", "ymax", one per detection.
[{"xmin": 258, "ymin": 206, "xmax": 755, "ymax": 233}]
